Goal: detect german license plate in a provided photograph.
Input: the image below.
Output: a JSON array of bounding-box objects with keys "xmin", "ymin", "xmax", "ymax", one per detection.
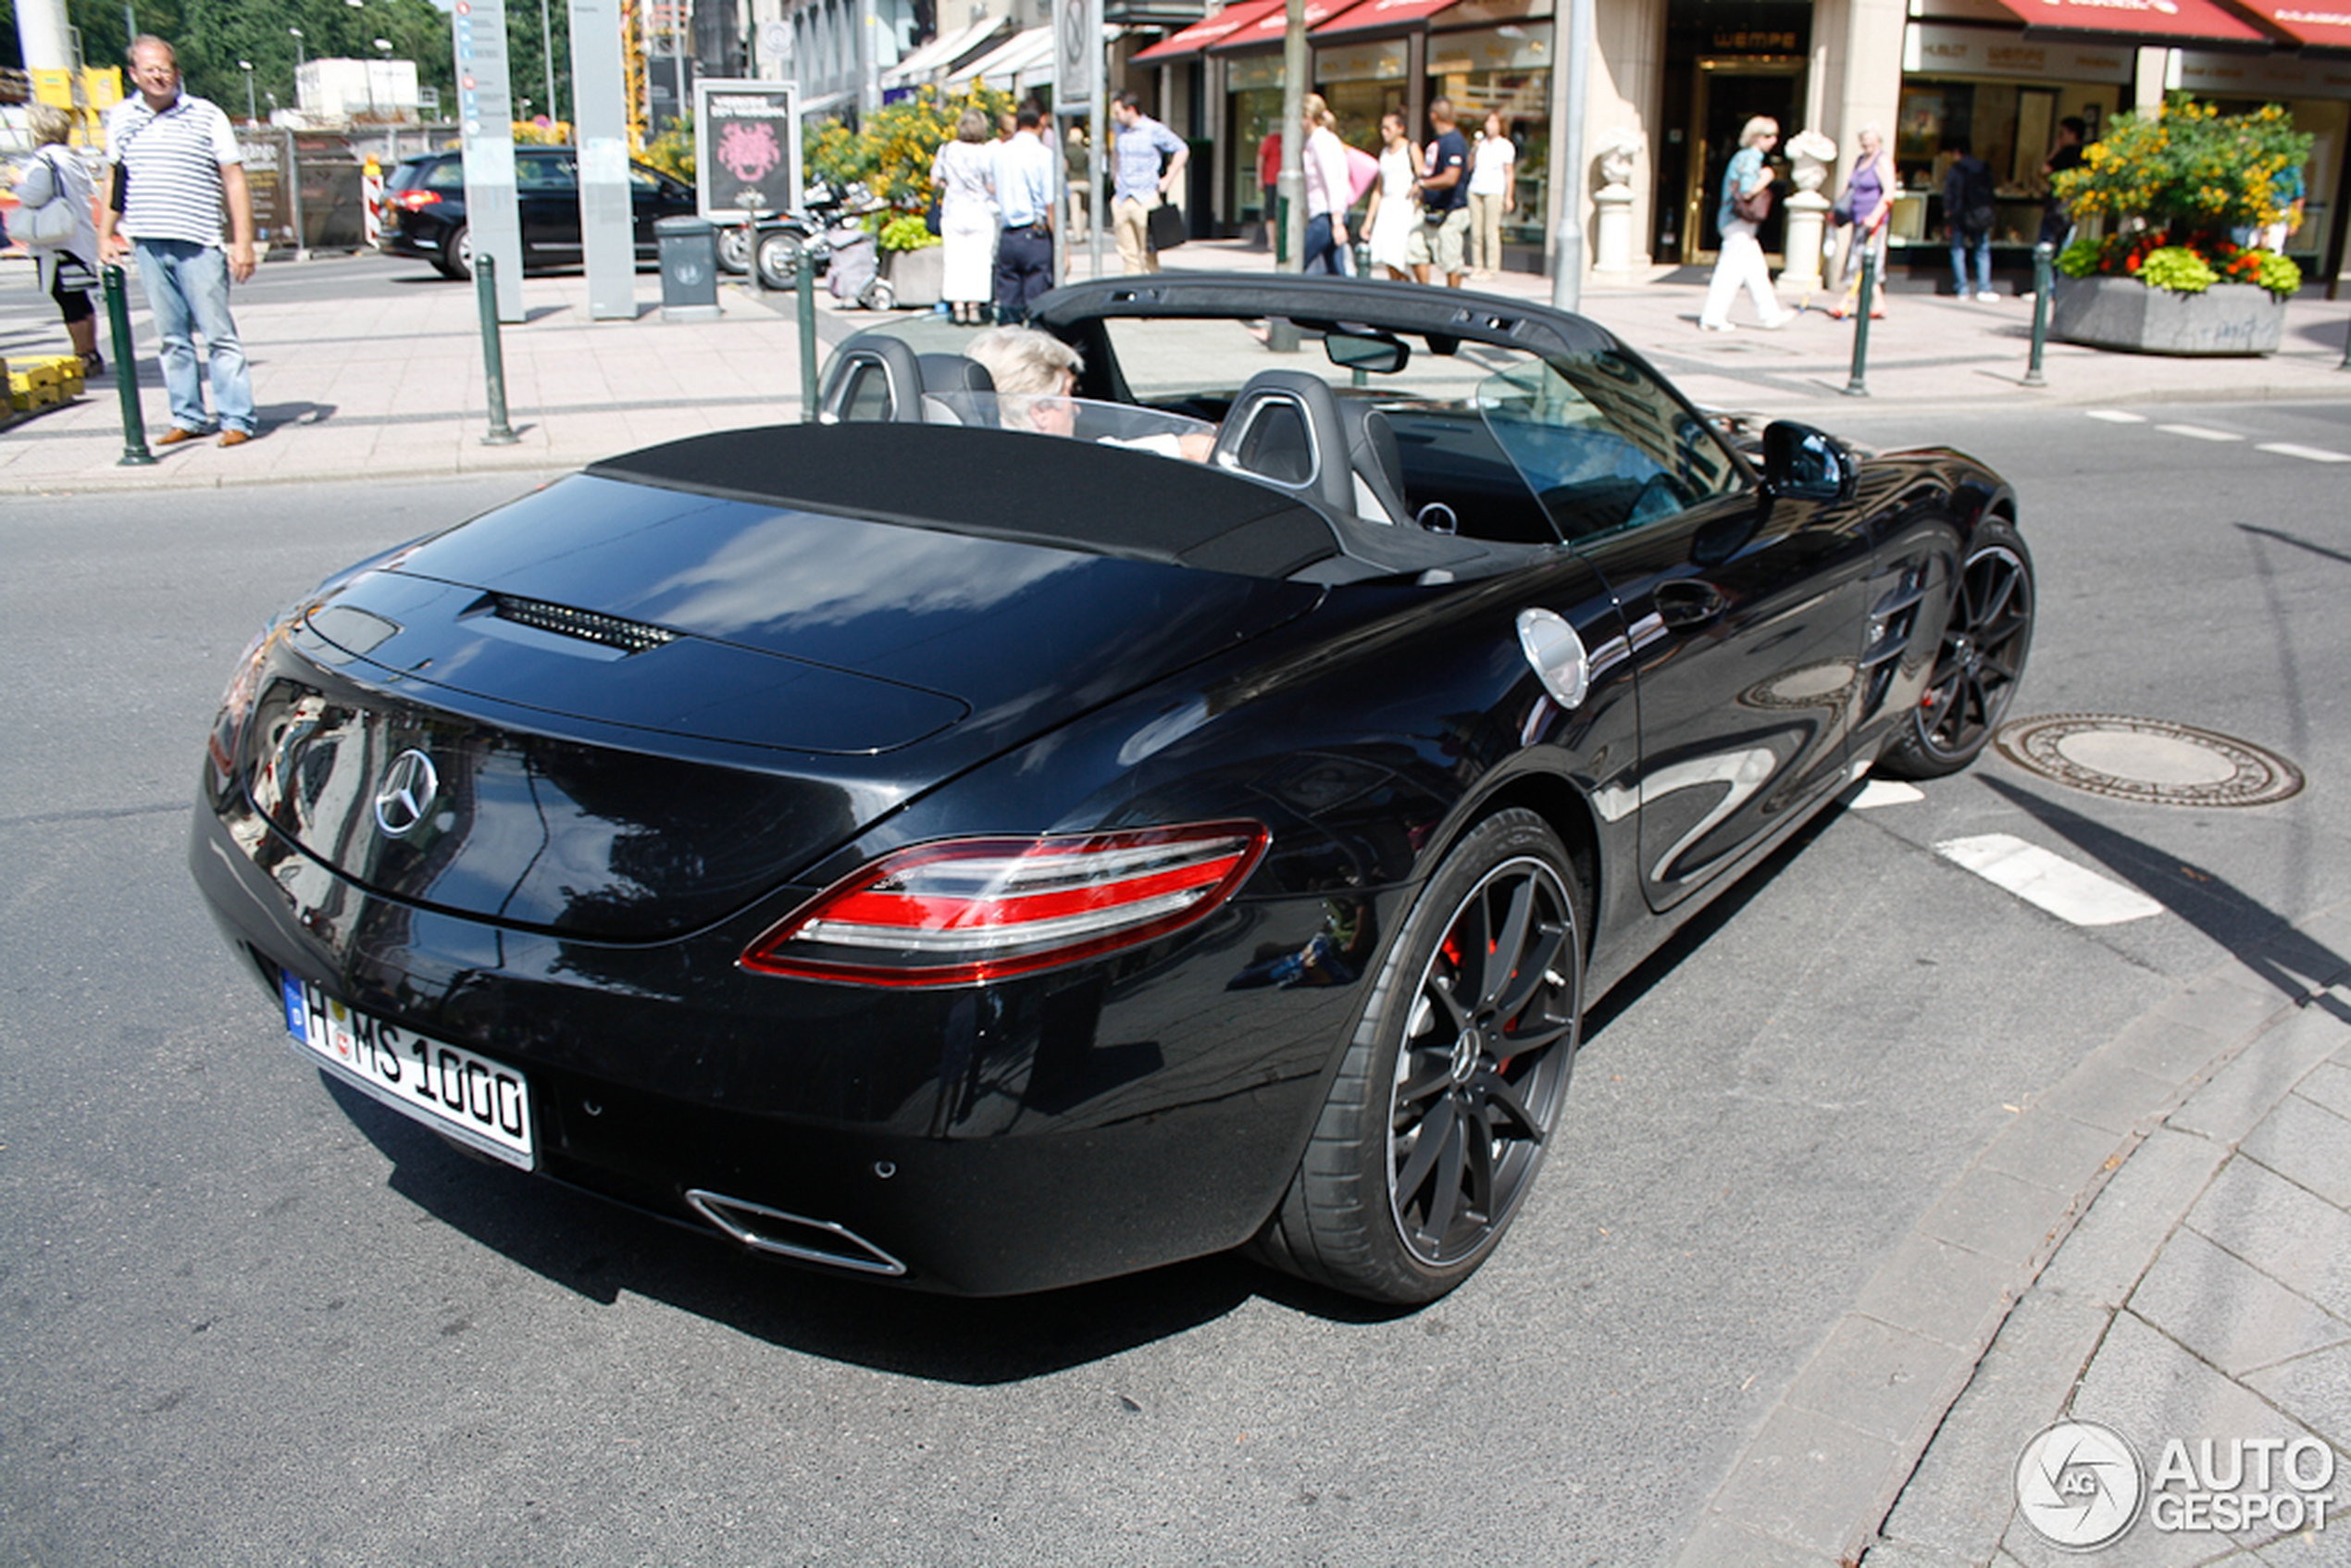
[{"xmin": 280, "ymin": 972, "xmax": 535, "ymax": 1169}]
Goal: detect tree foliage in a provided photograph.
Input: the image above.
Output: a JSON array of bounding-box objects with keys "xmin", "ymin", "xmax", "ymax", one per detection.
[
  {"xmin": 802, "ymin": 84, "xmax": 1015, "ymax": 212},
  {"xmin": 1, "ymin": 0, "xmax": 576, "ymax": 127}
]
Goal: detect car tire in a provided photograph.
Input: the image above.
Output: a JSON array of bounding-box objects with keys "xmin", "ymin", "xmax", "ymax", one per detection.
[
  {"xmin": 716, "ymin": 225, "xmax": 752, "ymax": 275},
  {"xmin": 754, "ymin": 231, "xmax": 806, "ymax": 291},
  {"xmin": 1250, "ymin": 808, "xmax": 1582, "ymax": 1304},
  {"xmin": 437, "ymin": 224, "xmax": 473, "ymax": 281},
  {"xmin": 1877, "ymin": 519, "xmax": 2034, "ymax": 779}
]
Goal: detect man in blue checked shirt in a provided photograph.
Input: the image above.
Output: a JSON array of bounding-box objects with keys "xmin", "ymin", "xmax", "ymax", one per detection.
[
  {"xmin": 1109, "ymin": 91, "xmax": 1187, "ymax": 276},
  {"xmin": 992, "ymin": 103, "xmax": 1056, "ymax": 324}
]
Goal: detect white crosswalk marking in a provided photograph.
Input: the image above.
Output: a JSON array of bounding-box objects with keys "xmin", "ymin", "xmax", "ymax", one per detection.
[
  {"xmin": 2154, "ymin": 424, "xmax": 2244, "ymax": 442},
  {"xmin": 2254, "ymin": 442, "xmax": 2351, "ymax": 464},
  {"xmin": 1935, "ymin": 834, "xmax": 2166, "ymax": 927},
  {"xmin": 2085, "ymin": 410, "xmax": 2147, "ymax": 424},
  {"xmin": 1853, "ymin": 780, "xmax": 1925, "ymax": 809}
]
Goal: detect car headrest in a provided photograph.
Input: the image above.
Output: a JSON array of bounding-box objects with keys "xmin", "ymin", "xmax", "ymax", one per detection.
[
  {"xmin": 1337, "ymin": 399, "xmax": 1411, "ymax": 527},
  {"xmin": 817, "ymin": 331, "xmax": 927, "ymax": 423},
  {"xmin": 920, "ymin": 354, "xmax": 994, "ymax": 394},
  {"xmin": 1209, "ymin": 369, "xmax": 1357, "ymax": 518}
]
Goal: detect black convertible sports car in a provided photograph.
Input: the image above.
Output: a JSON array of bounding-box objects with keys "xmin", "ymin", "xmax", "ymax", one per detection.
[{"xmin": 192, "ymin": 276, "xmax": 2033, "ymax": 1304}]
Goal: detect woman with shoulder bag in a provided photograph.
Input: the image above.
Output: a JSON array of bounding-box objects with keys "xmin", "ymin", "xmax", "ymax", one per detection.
[
  {"xmin": 1698, "ymin": 117, "xmax": 1793, "ymax": 332},
  {"xmin": 8, "ymin": 105, "xmax": 105, "ymax": 373},
  {"xmin": 1830, "ymin": 123, "xmax": 1896, "ymax": 319},
  {"xmin": 931, "ymin": 108, "xmax": 1001, "ymax": 327}
]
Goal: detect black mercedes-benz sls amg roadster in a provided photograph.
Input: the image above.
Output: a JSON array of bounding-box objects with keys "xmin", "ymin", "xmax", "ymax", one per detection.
[{"xmin": 192, "ymin": 276, "xmax": 2033, "ymax": 1303}]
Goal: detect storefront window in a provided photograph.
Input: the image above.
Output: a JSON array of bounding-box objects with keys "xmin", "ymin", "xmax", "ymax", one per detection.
[{"xmin": 1428, "ymin": 24, "xmax": 1552, "ymax": 247}]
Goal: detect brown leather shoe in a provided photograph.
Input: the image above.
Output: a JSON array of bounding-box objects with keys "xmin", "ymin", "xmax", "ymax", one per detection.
[
  {"xmin": 154, "ymin": 427, "xmax": 203, "ymax": 446},
  {"xmin": 218, "ymin": 429, "xmax": 254, "ymax": 448}
]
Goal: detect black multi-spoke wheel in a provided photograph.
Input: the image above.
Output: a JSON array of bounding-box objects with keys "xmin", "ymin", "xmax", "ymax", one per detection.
[
  {"xmin": 1251, "ymin": 809, "xmax": 1582, "ymax": 1304},
  {"xmin": 1882, "ymin": 522, "xmax": 2035, "ymax": 779}
]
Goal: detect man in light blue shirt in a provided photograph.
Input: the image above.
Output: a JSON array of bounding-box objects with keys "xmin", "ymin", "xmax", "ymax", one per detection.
[
  {"xmin": 992, "ymin": 103, "xmax": 1056, "ymax": 323},
  {"xmin": 1109, "ymin": 91, "xmax": 1187, "ymax": 275}
]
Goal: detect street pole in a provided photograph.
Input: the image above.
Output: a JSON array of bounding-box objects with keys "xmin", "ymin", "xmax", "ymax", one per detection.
[
  {"xmin": 102, "ymin": 265, "xmax": 156, "ymax": 466},
  {"xmin": 241, "ymin": 60, "xmax": 256, "ymax": 123},
  {"xmin": 1549, "ymin": 0, "xmax": 1591, "ymax": 311},
  {"xmin": 1843, "ymin": 247, "xmax": 1875, "ymax": 396},
  {"xmin": 475, "ymin": 255, "xmax": 521, "ymax": 444},
  {"xmin": 541, "ymin": 0, "xmax": 559, "ymax": 123},
  {"xmin": 1264, "ymin": 0, "xmax": 1304, "ymax": 354}
]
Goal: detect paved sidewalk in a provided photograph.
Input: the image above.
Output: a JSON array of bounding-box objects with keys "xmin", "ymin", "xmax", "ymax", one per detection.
[{"xmin": 3, "ymin": 238, "xmax": 2346, "ymax": 493}]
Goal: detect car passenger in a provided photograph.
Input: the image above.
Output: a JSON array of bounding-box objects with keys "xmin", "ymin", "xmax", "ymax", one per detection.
[{"xmin": 964, "ymin": 327, "xmax": 1216, "ymax": 463}]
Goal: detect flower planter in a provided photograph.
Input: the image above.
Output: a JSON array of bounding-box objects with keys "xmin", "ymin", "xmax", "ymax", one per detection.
[
  {"xmin": 2050, "ymin": 276, "xmax": 2286, "ymax": 355},
  {"xmin": 881, "ymin": 244, "xmax": 944, "ymax": 309}
]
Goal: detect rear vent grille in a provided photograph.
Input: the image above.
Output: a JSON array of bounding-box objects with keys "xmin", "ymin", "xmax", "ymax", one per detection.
[{"xmin": 491, "ymin": 595, "xmax": 678, "ymax": 653}]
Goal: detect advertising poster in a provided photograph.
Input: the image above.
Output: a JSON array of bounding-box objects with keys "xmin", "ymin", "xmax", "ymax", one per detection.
[{"xmin": 695, "ymin": 81, "xmax": 802, "ymax": 220}]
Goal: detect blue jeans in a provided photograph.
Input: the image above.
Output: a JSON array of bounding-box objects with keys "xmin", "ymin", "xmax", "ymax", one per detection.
[
  {"xmin": 134, "ymin": 238, "xmax": 255, "ymax": 434},
  {"xmin": 1302, "ymin": 213, "xmax": 1347, "ymax": 276},
  {"xmin": 1950, "ymin": 230, "xmax": 1992, "ymax": 297}
]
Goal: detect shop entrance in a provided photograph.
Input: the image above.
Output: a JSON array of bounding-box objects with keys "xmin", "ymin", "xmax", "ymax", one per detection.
[{"xmin": 1680, "ymin": 60, "xmax": 1807, "ymax": 264}]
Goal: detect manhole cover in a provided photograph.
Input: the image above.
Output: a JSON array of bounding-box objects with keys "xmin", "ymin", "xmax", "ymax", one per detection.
[{"xmin": 1995, "ymin": 714, "xmax": 2305, "ymax": 807}]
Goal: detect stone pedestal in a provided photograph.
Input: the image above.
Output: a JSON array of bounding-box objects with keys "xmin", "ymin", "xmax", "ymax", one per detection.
[
  {"xmin": 1779, "ymin": 193, "xmax": 1831, "ymax": 292},
  {"xmin": 1593, "ymin": 184, "xmax": 1637, "ymax": 280},
  {"xmin": 1777, "ymin": 129, "xmax": 1837, "ymax": 293},
  {"xmin": 884, "ymin": 243, "xmax": 944, "ymax": 308}
]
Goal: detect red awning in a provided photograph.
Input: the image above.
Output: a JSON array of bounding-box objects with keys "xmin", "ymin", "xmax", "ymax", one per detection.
[
  {"xmin": 2226, "ymin": 0, "xmax": 2351, "ymax": 46},
  {"xmin": 1987, "ymin": 0, "xmax": 2267, "ymax": 44},
  {"xmin": 1133, "ymin": 0, "xmax": 1287, "ymax": 62},
  {"xmin": 1312, "ymin": 0, "xmax": 1461, "ymax": 37},
  {"xmin": 1210, "ymin": 0, "xmax": 1376, "ymax": 50}
]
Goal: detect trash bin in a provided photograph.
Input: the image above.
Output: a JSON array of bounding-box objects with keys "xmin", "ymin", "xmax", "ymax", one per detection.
[{"xmin": 656, "ymin": 216, "xmax": 722, "ymax": 321}]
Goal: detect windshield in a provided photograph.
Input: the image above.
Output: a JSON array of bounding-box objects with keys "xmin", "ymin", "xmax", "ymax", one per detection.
[{"xmin": 1474, "ymin": 355, "xmax": 1745, "ymax": 541}]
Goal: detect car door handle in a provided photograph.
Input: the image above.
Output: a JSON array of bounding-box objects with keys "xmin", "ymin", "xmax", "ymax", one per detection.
[{"xmin": 1654, "ymin": 580, "xmax": 1730, "ymax": 629}]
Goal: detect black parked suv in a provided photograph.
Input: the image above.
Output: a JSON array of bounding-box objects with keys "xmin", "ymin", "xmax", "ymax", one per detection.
[{"xmin": 377, "ymin": 146, "xmax": 698, "ymax": 280}]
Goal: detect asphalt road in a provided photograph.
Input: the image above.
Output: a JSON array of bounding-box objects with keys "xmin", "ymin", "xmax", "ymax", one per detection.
[{"xmin": 2, "ymin": 399, "xmax": 2345, "ymax": 1566}]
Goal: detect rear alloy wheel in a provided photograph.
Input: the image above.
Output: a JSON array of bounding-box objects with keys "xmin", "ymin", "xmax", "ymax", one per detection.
[
  {"xmin": 1252, "ymin": 809, "xmax": 1581, "ymax": 1304},
  {"xmin": 1881, "ymin": 521, "xmax": 2035, "ymax": 778},
  {"xmin": 437, "ymin": 224, "xmax": 473, "ymax": 281}
]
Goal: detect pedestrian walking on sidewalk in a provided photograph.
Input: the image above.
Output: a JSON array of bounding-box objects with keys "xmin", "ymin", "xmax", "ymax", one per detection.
[
  {"xmin": 1300, "ymin": 95, "xmax": 1352, "ymax": 277},
  {"xmin": 1362, "ymin": 111, "xmax": 1423, "ymax": 280},
  {"xmin": 1698, "ymin": 117, "xmax": 1793, "ymax": 332},
  {"xmin": 8, "ymin": 104, "xmax": 106, "ymax": 375},
  {"xmin": 1109, "ymin": 92, "xmax": 1188, "ymax": 277},
  {"xmin": 1467, "ymin": 111, "xmax": 1515, "ymax": 278},
  {"xmin": 1945, "ymin": 142, "xmax": 1997, "ymax": 300},
  {"xmin": 1829, "ymin": 122, "xmax": 1895, "ymax": 319},
  {"xmin": 1407, "ymin": 97, "xmax": 1471, "ymax": 288},
  {"xmin": 96, "ymin": 35, "xmax": 257, "ymax": 447}
]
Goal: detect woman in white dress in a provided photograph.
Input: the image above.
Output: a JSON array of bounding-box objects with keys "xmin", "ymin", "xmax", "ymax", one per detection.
[
  {"xmin": 1362, "ymin": 111, "xmax": 1422, "ymax": 280},
  {"xmin": 930, "ymin": 108, "xmax": 1000, "ymax": 326}
]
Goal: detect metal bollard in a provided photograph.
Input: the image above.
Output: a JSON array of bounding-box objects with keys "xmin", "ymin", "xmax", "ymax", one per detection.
[
  {"xmin": 1843, "ymin": 248, "xmax": 1875, "ymax": 397},
  {"xmin": 102, "ymin": 265, "xmax": 156, "ymax": 466},
  {"xmin": 475, "ymin": 255, "xmax": 520, "ymax": 446},
  {"xmin": 2340, "ymin": 310, "xmax": 2350, "ymax": 372},
  {"xmin": 2024, "ymin": 242, "xmax": 2054, "ymax": 388},
  {"xmin": 797, "ymin": 249, "xmax": 820, "ymax": 423}
]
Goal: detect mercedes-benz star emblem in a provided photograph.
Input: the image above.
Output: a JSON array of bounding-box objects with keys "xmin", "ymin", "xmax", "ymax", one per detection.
[{"xmin": 374, "ymin": 749, "xmax": 440, "ymax": 838}]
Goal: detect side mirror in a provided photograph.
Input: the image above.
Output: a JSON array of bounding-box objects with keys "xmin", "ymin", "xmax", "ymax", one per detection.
[{"xmin": 1761, "ymin": 420, "xmax": 1856, "ymax": 504}]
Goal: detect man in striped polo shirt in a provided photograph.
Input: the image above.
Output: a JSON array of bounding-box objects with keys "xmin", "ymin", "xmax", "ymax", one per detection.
[{"xmin": 96, "ymin": 36, "xmax": 257, "ymax": 447}]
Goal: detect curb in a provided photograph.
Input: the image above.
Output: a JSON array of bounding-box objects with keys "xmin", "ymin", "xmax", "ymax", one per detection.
[{"xmin": 1673, "ymin": 902, "xmax": 2351, "ymax": 1568}]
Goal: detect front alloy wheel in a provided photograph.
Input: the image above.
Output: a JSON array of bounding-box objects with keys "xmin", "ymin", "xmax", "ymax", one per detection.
[
  {"xmin": 1883, "ymin": 522, "xmax": 2034, "ymax": 778},
  {"xmin": 1252, "ymin": 809, "xmax": 1581, "ymax": 1303}
]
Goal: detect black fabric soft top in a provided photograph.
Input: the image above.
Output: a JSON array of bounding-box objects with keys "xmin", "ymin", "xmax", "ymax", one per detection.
[{"xmin": 588, "ymin": 422, "xmax": 1342, "ymax": 579}]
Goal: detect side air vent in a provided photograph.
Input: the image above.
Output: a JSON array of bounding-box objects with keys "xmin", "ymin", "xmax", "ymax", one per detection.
[{"xmin": 491, "ymin": 594, "xmax": 679, "ymax": 653}]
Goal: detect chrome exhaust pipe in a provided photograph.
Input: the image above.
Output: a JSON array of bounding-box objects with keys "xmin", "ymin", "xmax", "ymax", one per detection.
[{"xmin": 683, "ymin": 1189, "xmax": 907, "ymax": 1277}]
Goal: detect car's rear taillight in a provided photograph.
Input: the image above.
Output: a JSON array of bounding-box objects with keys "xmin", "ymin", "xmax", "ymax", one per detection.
[
  {"xmin": 390, "ymin": 189, "xmax": 441, "ymax": 212},
  {"xmin": 740, "ymin": 822, "xmax": 1269, "ymax": 987}
]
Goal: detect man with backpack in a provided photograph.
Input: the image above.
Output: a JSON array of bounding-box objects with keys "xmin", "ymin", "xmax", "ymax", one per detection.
[{"xmin": 1945, "ymin": 141, "xmax": 1997, "ymax": 301}]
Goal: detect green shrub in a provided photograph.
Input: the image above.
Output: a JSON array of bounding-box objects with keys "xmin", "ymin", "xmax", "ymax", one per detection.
[
  {"xmin": 877, "ymin": 214, "xmax": 939, "ymax": 252},
  {"xmin": 2135, "ymin": 246, "xmax": 2217, "ymax": 293}
]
